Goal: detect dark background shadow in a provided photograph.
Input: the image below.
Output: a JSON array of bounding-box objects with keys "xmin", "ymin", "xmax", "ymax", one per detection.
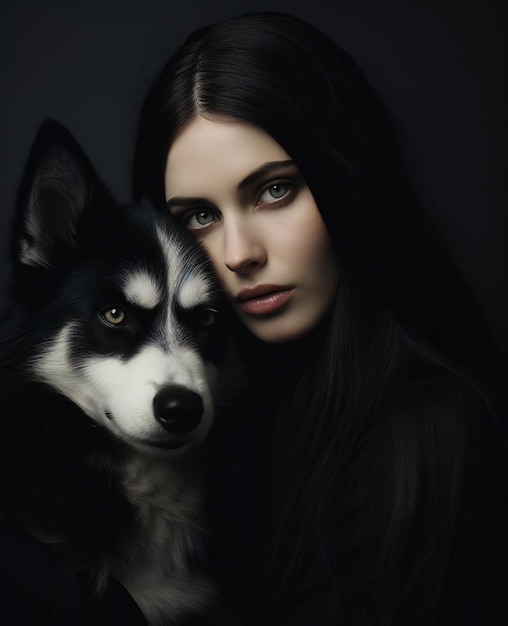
[{"xmin": 1, "ymin": 0, "xmax": 507, "ymax": 353}]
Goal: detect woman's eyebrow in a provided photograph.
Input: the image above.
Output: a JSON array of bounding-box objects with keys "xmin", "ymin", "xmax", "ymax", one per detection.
[
  {"xmin": 166, "ymin": 160, "xmax": 297, "ymax": 210},
  {"xmin": 166, "ymin": 196, "xmax": 212, "ymax": 212},
  {"xmin": 238, "ymin": 159, "xmax": 296, "ymax": 190}
]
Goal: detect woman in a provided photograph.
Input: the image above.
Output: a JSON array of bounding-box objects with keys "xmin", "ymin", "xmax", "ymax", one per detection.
[{"xmin": 132, "ymin": 12, "xmax": 508, "ymax": 626}]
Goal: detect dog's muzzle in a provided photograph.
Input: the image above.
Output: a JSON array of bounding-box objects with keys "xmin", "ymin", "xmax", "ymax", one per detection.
[{"xmin": 153, "ymin": 385, "xmax": 204, "ymax": 435}]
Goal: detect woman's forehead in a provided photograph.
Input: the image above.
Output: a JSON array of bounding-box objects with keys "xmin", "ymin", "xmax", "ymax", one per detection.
[{"xmin": 164, "ymin": 116, "xmax": 292, "ymax": 198}]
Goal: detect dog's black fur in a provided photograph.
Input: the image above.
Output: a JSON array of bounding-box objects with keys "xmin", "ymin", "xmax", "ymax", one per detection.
[{"xmin": 0, "ymin": 120, "xmax": 229, "ymax": 624}]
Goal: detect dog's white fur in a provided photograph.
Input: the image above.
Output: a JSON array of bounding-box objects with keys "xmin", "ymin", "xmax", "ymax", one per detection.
[
  {"xmin": 100, "ymin": 453, "xmax": 215, "ymax": 624},
  {"xmin": 28, "ymin": 229, "xmax": 219, "ymax": 623}
]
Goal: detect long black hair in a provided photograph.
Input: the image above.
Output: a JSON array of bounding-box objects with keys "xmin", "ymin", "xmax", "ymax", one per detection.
[{"xmin": 132, "ymin": 12, "xmax": 506, "ymax": 624}]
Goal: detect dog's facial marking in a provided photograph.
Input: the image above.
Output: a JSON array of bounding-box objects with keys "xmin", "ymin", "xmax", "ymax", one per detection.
[
  {"xmin": 31, "ymin": 323, "xmax": 99, "ymax": 416},
  {"xmin": 83, "ymin": 344, "xmax": 215, "ymax": 452},
  {"xmin": 122, "ymin": 270, "xmax": 162, "ymax": 310},
  {"xmin": 155, "ymin": 226, "xmax": 216, "ymax": 311},
  {"xmin": 151, "ymin": 225, "xmax": 230, "ymax": 368},
  {"xmin": 156, "ymin": 226, "xmax": 186, "ymax": 279},
  {"xmin": 31, "ymin": 323, "xmax": 215, "ymax": 455},
  {"xmin": 177, "ymin": 270, "xmax": 215, "ymax": 312}
]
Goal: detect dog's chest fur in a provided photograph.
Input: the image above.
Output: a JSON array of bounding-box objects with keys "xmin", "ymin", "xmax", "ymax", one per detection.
[{"xmin": 99, "ymin": 452, "xmax": 214, "ymax": 624}]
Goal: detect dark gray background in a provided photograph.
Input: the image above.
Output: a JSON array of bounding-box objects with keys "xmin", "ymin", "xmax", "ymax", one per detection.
[{"xmin": 1, "ymin": 0, "xmax": 507, "ymax": 352}]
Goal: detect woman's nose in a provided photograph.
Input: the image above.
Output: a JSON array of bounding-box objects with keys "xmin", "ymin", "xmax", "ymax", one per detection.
[{"xmin": 224, "ymin": 219, "xmax": 266, "ymax": 274}]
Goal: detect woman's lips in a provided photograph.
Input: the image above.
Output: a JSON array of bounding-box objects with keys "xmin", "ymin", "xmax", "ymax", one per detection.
[{"xmin": 235, "ymin": 285, "xmax": 294, "ymax": 316}]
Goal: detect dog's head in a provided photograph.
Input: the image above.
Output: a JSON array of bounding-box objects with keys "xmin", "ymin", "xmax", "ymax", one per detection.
[{"xmin": 8, "ymin": 120, "xmax": 229, "ymax": 455}]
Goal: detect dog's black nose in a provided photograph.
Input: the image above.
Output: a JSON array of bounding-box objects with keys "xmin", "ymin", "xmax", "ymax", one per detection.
[{"xmin": 153, "ymin": 386, "xmax": 203, "ymax": 434}]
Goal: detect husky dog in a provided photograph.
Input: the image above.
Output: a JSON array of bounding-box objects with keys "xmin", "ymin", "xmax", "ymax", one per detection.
[{"xmin": 0, "ymin": 121, "xmax": 229, "ymax": 624}]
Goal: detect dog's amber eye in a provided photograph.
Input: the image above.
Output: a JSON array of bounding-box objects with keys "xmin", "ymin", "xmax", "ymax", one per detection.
[
  {"xmin": 198, "ymin": 308, "xmax": 218, "ymax": 327},
  {"xmin": 101, "ymin": 307, "xmax": 126, "ymax": 326}
]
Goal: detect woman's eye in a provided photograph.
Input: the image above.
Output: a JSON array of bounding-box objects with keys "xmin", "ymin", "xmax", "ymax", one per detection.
[
  {"xmin": 258, "ymin": 182, "xmax": 291, "ymax": 204},
  {"xmin": 100, "ymin": 307, "xmax": 126, "ymax": 326},
  {"xmin": 185, "ymin": 210, "xmax": 218, "ymax": 230}
]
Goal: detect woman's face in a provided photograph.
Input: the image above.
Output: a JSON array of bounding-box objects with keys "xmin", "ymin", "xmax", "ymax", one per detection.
[{"xmin": 164, "ymin": 116, "xmax": 339, "ymax": 343}]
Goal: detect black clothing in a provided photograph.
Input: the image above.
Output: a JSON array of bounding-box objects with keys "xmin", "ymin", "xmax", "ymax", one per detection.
[
  {"xmin": 207, "ymin": 377, "xmax": 508, "ymax": 626},
  {"xmin": 0, "ymin": 522, "xmax": 146, "ymax": 625}
]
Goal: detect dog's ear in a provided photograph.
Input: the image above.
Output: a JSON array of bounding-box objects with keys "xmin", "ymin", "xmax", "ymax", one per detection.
[{"xmin": 12, "ymin": 119, "xmax": 111, "ymax": 271}]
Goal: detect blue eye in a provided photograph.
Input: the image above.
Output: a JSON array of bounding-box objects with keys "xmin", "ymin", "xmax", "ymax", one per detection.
[
  {"xmin": 263, "ymin": 183, "xmax": 289, "ymax": 200},
  {"xmin": 185, "ymin": 210, "xmax": 217, "ymax": 229},
  {"xmin": 258, "ymin": 181, "xmax": 295, "ymax": 205}
]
